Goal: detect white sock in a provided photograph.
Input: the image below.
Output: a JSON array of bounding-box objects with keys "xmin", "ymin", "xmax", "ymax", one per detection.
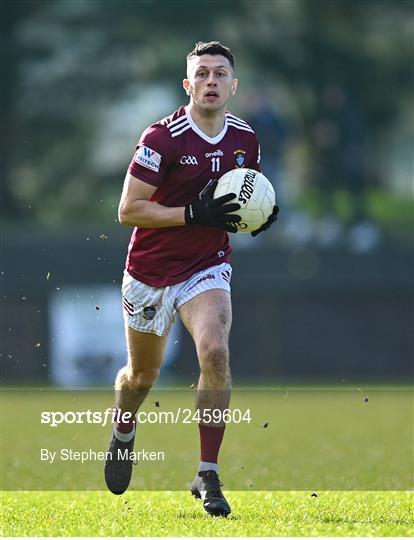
[
  {"xmin": 198, "ymin": 461, "xmax": 218, "ymax": 473},
  {"xmin": 113, "ymin": 423, "xmax": 136, "ymax": 443}
]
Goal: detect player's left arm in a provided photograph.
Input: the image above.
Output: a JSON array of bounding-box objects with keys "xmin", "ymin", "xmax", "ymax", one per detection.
[{"xmin": 249, "ymin": 136, "xmax": 279, "ymax": 237}]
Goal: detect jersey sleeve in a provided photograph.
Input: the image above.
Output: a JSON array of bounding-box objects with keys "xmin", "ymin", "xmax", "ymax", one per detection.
[
  {"xmin": 128, "ymin": 124, "xmax": 174, "ymax": 187},
  {"xmin": 247, "ymin": 132, "xmax": 262, "ymax": 173}
]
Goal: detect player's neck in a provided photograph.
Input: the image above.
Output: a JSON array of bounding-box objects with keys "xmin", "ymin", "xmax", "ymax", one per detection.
[{"xmin": 186, "ymin": 104, "xmax": 226, "ymax": 138}]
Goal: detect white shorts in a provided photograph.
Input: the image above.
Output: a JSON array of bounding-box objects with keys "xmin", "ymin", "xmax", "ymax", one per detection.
[{"xmin": 122, "ymin": 262, "xmax": 232, "ymax": 336}]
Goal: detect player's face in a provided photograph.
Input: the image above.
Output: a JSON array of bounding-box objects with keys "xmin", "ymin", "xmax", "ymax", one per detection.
[{"xmin": 183, "ymin": 55, "xmax": 238, "ymax": 113}]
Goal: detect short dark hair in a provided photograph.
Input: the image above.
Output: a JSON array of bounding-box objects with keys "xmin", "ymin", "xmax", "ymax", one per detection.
[{"xmin": 187, "ymin": 41, "xmax": 235, "ymax": 70}]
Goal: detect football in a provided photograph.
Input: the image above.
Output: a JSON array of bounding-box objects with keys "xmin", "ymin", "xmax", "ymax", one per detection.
[{"xmin": 214, "ymin": 168, "xmax": 276, "ymax": 233}]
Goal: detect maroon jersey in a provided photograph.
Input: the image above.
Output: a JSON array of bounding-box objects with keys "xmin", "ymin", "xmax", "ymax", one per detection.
[{"xmin": 126, "ymin": 105, "xmax": 261, "ymax": 287}]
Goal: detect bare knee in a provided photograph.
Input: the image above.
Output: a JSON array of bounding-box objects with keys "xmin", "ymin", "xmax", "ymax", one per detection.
[
  {"xmin": 198, "ymin": 340, "xmax": 229, "ymax": 376},
  {"xmin": 131, "ymin": 366, "xmax": 160, "ymax": 387},
  {"xmin": 116, "ymin": 365, "xmax": 160, "ymax": 390}
]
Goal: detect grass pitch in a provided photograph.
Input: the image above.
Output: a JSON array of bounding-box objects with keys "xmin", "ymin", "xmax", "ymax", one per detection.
[
  {"xmin": 2, "ymin": 387, "xmax": 411, "ymax": 491},
  {"xmin": 1, "ymin": 387, "xmax": 412, "ymax": 536},
  {"xmin": 2, "ymin": 490, "xmax": 413, "ymax": 537}
]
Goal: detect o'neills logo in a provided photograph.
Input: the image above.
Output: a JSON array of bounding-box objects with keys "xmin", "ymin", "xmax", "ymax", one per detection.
[
  {"xmin": 188, "ymin": 273, "xmax": 216, "ymax": 292},
  {"xmin": 205, "ymin": 149, "xmax": 224, "ymax": 158},
  {"xmin": 238, "ymin": 170, "xmax": 257, "ymax": 205}
]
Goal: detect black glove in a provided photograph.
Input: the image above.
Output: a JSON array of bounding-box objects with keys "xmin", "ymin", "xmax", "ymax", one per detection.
[
  {"xmin": 251, "ymin": 205, "xmax": 279, "ymax": 237},
  {"xmin": 185, "ymin": 182, "xmax": 241, "ymax": 233}
]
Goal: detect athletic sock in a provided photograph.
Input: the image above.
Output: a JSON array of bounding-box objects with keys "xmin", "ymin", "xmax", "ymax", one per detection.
[
  {"xmin": 113, "ymin": 410, "xmax": 136, "ymax": 442},
  {"xmin": 198, "ymin": 424, "xmax": 225, "ymax": 466},
  {"xmin": 198, "ymin": 460, "xmax": 218, "ymax": 473}
]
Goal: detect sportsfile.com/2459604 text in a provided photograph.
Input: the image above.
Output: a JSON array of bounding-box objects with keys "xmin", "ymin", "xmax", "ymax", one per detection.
[{"xmin": 40, "ymin": 408, "xmax": 252, "ymax": 427}]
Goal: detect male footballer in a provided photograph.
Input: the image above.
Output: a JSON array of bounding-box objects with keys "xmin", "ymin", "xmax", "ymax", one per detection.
[{"xmin": 104, "ymin": 41, "xmax": 278, "ymax": 516}]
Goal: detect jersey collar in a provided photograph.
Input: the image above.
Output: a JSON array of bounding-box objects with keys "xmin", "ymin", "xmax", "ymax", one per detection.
[{"xmin": 185, "ymin": 107, "xmax": 228, "ymax": 145}]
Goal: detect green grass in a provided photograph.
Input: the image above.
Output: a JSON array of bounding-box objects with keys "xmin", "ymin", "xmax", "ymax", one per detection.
[
  {"xmin": 1, "ymin": 388, "xmax": 412, "ymax": 536},
  {"xmin": 1, "ymin": 490, "xmax": 413, "ymax": 536},
  {"xmin": 2, "ymin": 388, "xmax": 411, "ymax": 491}
]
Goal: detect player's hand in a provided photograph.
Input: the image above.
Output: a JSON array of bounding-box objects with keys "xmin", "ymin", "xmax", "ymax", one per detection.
[
  {"xmin": 251, "ymin": 205, "xmax": 279, "ymax": 237},
  {"xmin": 185, "ymin": 182, "xmax": 241, "ymax": 233}
]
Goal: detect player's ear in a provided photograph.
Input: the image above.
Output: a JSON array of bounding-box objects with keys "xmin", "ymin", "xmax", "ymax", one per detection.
[
  {"xmin": 231, "ymin": 79, "xmax": 238, "ymax": 96},
  {"xmin": 183, "ymin": 79, "xmax": 191, "ymax": 96}
]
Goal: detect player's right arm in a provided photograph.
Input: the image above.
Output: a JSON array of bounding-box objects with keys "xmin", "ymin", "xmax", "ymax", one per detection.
[
  {"xmin": 118, "ymin": 173, "xmax": 241, "ymax": 231},
  {"xmin": 119, "ymin": 123, "xmax": 241, "ymax": 231},
  {"xmin": 118, "ymin": 172, "xmax": 185, "ymax": 228}
]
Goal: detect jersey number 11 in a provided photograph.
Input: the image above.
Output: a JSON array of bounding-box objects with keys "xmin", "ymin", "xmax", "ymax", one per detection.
[{"xmin": 211, "ymin": 157, "xmax": 220, "ymax": 172}]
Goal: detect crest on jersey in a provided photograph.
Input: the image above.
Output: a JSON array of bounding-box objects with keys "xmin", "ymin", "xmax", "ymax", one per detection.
[{"xmin": 234, "ymin": 149, "xmax": 246, "ymax": 168}]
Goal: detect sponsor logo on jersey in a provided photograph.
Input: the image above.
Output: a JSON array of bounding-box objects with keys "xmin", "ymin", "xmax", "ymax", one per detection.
[
  {"xmin": 205, "ymin": 149, "xmax": 224, "ymax": 158},
  {"xmin": 143, "ymin": 305, "xmax": 157, "ymax": 320},
  {"xmin": 134, "ymin": 146, "xmax": 162, "ymax": 172},
  {"xmin": 180, "ymin": 155, "xmax": 198, "ymax": 165},
  {"xmin": 234, "ymin": 149, "xmax": 246, "ymax": 168}
]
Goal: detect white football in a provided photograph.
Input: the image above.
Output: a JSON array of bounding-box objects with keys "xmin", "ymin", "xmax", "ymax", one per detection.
[{"xmin": 214, "ymin": 168, "xmax": 276, "ymax": 233}]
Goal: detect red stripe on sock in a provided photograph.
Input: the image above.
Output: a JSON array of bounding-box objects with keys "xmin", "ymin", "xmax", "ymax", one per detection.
[
  {"xmin": 198, "ymin": 424, "xmax": 225, "ymax": 464},
  {"xmin": 115, "ymin": 409, "xmax": 135, "ymax": 434}
]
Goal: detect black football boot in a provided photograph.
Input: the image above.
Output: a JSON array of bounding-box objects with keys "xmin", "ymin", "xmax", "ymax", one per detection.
[
  {"xmin": 191, "ymin": 470, "xmax": 231, "ymax": 517},
  {"xmin": 104, "ymin": 430, "xmax": 135, "ymax": 495}
]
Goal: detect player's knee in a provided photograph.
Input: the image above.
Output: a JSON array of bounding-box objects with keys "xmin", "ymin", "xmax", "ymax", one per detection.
[
  {"xmin": 129, "ymin": 366, "xmax": 160, "ymax": 388},
  {"xmin": 199, "ymin": 341, "xmax": 229, "ymax": 375},
  {"xmin": 116, "ymin": 360, "xmax": 160, "ymax": 389}
]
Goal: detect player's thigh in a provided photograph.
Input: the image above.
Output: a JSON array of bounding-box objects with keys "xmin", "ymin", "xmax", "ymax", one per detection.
[
  {"xmin": 125, "ymin": 323, "xmax": 168, "ymax": 374},
  {"xmin": 122, "ymin": 271, "xmax": 174, "ymax": 372},
  {"xmin": 178, "ymin": 289, "xmax": 232, "ymax": 349}
]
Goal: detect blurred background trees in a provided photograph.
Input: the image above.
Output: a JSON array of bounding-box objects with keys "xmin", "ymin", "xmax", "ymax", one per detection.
[
  {"xmin": 2, "ymin": 0, "xmax": 413, "ymax": 384},
  {"xmin": 1, "ymin": 0, "xmax": 413, "ymax": 247}
]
